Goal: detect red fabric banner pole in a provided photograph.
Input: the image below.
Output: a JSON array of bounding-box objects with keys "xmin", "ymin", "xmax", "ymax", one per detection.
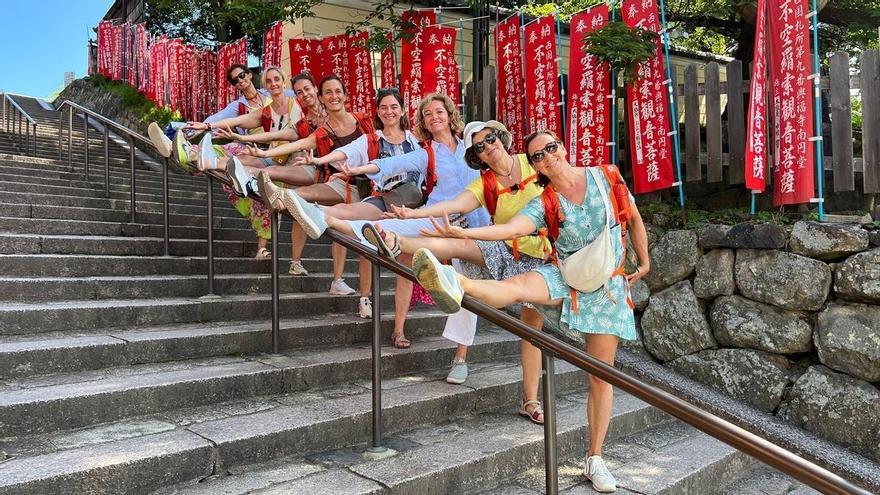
[
  {"xmin": 622, "ymin": 0, "xmax": 675, "ymax": 194},
  {"xmin": 494, "ymin": 15, "xmax": 526, "ymax": 153},
  {"xmin": 767, "ymin": 0, "xmax": 815, "ymax": 206},
  {"xmin": 745, "ymin": 0, "xmax": 769, "ymax": 194},
  {"xmin": 523, "ymin": 16, "xmax": 561, "ymax": 137},
  {"xmin": 567, "ymin": 5, "xmax": 610, "ymax": 167}
]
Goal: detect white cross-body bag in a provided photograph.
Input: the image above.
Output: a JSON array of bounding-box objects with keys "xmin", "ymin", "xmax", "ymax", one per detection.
[{"xmin": 555, "ymin": 167, "xmax": 619, "ymax": 294}]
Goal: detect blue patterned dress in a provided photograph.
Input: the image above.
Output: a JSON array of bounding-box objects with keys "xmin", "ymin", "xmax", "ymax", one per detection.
[{"xmin": 519, "ymin": 168, "xmax": 637, "ymax": 340}]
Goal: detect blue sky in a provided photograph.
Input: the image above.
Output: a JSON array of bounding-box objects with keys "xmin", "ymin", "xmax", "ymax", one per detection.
[{"xmin": 0, "ymin": 1, "xmax": 113, "ymax": 98}]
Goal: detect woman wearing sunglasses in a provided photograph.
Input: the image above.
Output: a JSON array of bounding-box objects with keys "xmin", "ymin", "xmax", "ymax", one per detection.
[
  {"xmin": 264, "ymin": 93, "xmax": 490, "ymax": 349},
  {"xmin": 256, "ymin": 87, "xmax": 424, "ymax": 316},
  {"xmin": 358, "ymin": 120, "xmax": 546, "ymax": 419},
  {"xmin": 145, "ymin": 64, "xmax": 298, "ymax": 259},
  {"xmin": 410, "ymin": 130, "xmax": 650, "ymax": 493}
]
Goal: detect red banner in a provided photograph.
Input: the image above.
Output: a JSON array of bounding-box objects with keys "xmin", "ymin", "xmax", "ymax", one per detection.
[
  {"xmin": 495, "ymin": 15, "xmax": 526, "ymax": 152},
  {"xmin": 419, "ymin": 26, "xmax": 459, "ymax": 106},
  {"xmin": 166, "ymin": 39, "xmax": 183, "ymax": 112},
  {"xmin": 148, "ymin": 36, "xmax": 167, "ymax": 105},
  {"xmin": 400, "ymin": 11, "xmax": 435, "ymax": 122},
  {"xmin": 348, "ymin": 31, "xmax": 376, "ymax": 116},
  {"xmin": 567, "ymin": 6, "xmax": 610, "ymax": 167},
  {"xmin": 288, "ymin": 38, "xmax": 323, "ymax": 78},
  {"xmin": 745, "ymin": 0, "xmax": 769, "ymax": 192},
  {"xmin": 97, "ymin": 21, "xmax": 112, "ymax": 78},
  {"xmin": 523, "ymin": 16, "xmax": 561, "ymax": 137},
  {"xmin": 768, "ymin": 0, "xmax": 815, "ymax": 205},
  {"xmin": 263, "ymin": 21, "xmax": 283, "ymax": 69},
  {"xmin": 322, "ymin": 34, "xmax": 351, "ymax": 86},
  {"xmin": 111, "ymin": 24, "xmax": 123, "ymax": 81},
  {"xmin": 622, "ymin": 0, "xmax": 675, "ymax": 193},
  {"xmin": 380, "ymin": 32, "xmax": 396, "ymax": 88},
  {"xmin": 136, "ymin": 24, "xmax": 149, "ymax": 93}
]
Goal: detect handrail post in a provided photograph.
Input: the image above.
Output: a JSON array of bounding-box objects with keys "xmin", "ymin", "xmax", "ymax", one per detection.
[
  {"xmin": 83, "ymin": 114, "xmax": 90, "ymax": 181},
  {"xmin": 32, "ymin": 124, "xmax": 37, "ymax": 156},
  {"xmin": 542, "ymin": 350, "xmax": 559, "ymax": 495},
  {"xmin": 104, "ymin": 129, "xmax": 110, "ymax": 197},
  {"xmin": 162, "ymin": 158, "xmax": 170, "ymax": 257},
  {"xmin": 203, "ymin": 176, "xmax": 218, "ymax": 298},
  {"xmin": 364, "ymin": 260, "xmax": 394, "ymax": 460},
  {"xmin": 270, "ymin": 212, "xmax": 280, "ymax": 352},
  {"xmin": 67, "ymin": 107, "xmax": 73, "ymax": 168},
  {"xmin": 25, "ymin": 116, "xmax": 30, "ymax": 156},
  {"xmin": 128, "ymin": 135, "xmax": 136, "ymax": 223},
  {"xmin": 58, "ymin": 105, "xmax": 63, "ymax": 160}
]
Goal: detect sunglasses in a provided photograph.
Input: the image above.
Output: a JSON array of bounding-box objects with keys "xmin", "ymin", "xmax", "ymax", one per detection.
[
  {"xmin": 528, "ymin": 141, "xmax": 562, "ymax": 163},
  {"xmin": 472, "ymin": 133, "xmax": 497, "ymax": 153},
  {"xmin": 228, "ymin": 72, "xmax": 248, "ymax": 85}
]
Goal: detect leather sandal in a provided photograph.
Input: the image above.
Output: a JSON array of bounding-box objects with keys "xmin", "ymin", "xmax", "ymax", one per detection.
[
  {"xmin": 362, "ymin": 223, "xmax": 401, "ymax": 260},
  {"xmin": 519, "ymin": 399, "xmax": 545, "ymax": 425},
  {"xmin": 255, "ymin": 247, "xmax": 272, "ymax": 259},
  {"xmin": 391, "ymin": 333, "xmax": 411, "ymax": 349},
  {"xmin": 257, "ymin": 170, "xmax": 285, "ymax": 213}
]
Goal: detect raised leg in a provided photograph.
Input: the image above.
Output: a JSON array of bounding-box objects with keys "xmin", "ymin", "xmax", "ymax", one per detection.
[{"xmin": 458, "ymin": 271, "xmax": 559, "ymax": 309}]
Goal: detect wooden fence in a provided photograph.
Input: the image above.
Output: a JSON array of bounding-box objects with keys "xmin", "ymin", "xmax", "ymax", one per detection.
[{"xmin": 464, "ymin": 50, "xmax": 880, "ymax": 212}]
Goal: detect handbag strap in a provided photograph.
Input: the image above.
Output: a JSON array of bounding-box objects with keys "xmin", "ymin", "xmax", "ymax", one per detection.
[{"xmin": 586, "ymin": 167, "xmax": 613, "ymax": 229}]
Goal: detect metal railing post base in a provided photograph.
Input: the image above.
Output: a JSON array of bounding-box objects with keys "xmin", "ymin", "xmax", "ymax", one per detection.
[
  {"xmin": 542, "ymin": 351, "xmax": 559, "ymax": 495},
  {"xmin": 363, "ymin": 446, "xmax": 397, "ymax": 461}
]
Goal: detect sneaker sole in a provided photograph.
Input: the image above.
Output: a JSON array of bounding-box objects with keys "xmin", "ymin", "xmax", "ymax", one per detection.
[
  {"xmin": 445, "ymin": 374, "xmax": 467, "ymax": 385},
  {"xmin": 361, "ymin": 223, "xmax": 397, "ymax": 260},
  {"xmin": 283, "ymin": 191, "xmax": 324, "ymax": 240},
  {"xmin": 172, "ymin": 131, "xmax": 189, "ymax": 166},
  {"xmin": 583, "ymin": 471, "xmax": 617, "ymax": 493},
  {"xmin": 148, "ymin": 123, "xmax": 173, "ymax": 158},
  {"xmin": 227, "ymin": 157, "xmax": 248, "ymax": 196},
  {"xmin": 198, "ymin": 134, "xmax": 218, "ymax": 171},
  {"xmin": 413, "ymin": 248, "xmax": 461, "ymax": 314}
]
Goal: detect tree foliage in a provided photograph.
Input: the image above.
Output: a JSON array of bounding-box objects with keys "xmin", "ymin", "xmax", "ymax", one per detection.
[{"xmin": 581, "ymin": 22, "xmax": 660, "ymax": 83}]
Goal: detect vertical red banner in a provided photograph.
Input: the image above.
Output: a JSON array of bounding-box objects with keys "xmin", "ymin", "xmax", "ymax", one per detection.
[
  {"xmin": 495, "ymin": 15, "xmax": 526, "ymax": 152},
  {"xmin": 322, "ymin": 34, "xmax": 351, "ymax": 86},
  {"xmin": 288, "ymin": 38, "xmax": 322, "ymax": 78},
  {"xmin": 523, "ymin": 16, "xmax": 561, "ymax": 137},
  {"xmin": 125, "ymin": 23, "xmax": 136, "ymax": 87},
  {"xmin": 745, "ymin": 0, "xmax": 769, "ymax": 192},
  {"xmin": 768, "ymin": 0, "xmax": 815, "ymax": 205},
  {"xmin": 137, "ymin": 24, "xmax": 149, "ymax": 93},
  {"xmin": 348, "ymin": 32, "xmax": 376, "ymax": 116},
  {"xmin": 97, "ymin": 21, "xmax": 112, "ymax": 78},
  {"xmin": 567, "ymin": 6, "xmax": 610, "ymax": 167},
  {"xmin": 419, "ymin": 26, "xmax": 458, "ymax": 105},
  {"xmin": 263, "ymin": 21, "xmax": 283, "ymax": 68},
  {"xmin": 111, "ymin": 24, "xmax": 123, "ymax": 80},
  {"xmin": 622, "ymin": 0, "xmax": 675, "ymax": 194},
  {"xmin": 166, "ymin": 39, "xmax": 183, "ymax": 112},
  {"xmin": 380, "ymin": 32, "xmax": 396, "ymax": 88},
  {"xmin": 149, "ymin": 36, "xmax": 167, "ymax": 105},
  {"xmin": 400, "ymin": 11, "xmax": 435, "ymax": 123}
]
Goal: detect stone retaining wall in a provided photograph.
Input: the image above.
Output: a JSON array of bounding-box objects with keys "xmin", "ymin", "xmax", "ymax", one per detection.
[
  {"xmin": 633, "ymin": 220, "xmax": 880, "ymax": 461},
  {"xmin": 55, "ymin": 79, "xmax": 151, "ymax": 137}
]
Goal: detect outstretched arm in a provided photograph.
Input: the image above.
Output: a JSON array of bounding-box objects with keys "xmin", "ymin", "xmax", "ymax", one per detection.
[
  {"xmin": 385, "ymin": 191, "xmax": 481, "ymax": 219},
  {"xmin": 241, "ymin": 133, "xmax": 317, "ymax": 158},
  {"xmin": 187, "ymin": 111, "xmax": 261, "ymax": 133},
  {"xmin": 420, "ymin": 213, "xmax": 537, "ymax": 241}
]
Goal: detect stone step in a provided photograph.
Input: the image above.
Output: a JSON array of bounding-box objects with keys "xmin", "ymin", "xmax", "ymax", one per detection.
[
  {"xmin": 0, "ymin": 254, "xmax": 355, "ymax": 277},
  {"xmin": 1, "ymin": 156, "xmax": 188, "ymax": 186},
  {"xmin": 1, "ymin": 189, "xmax": 245, "ymax": 217},
  {"xmin": 0, "ymin": 356, "xmax": 593, "ymax": 495},
  {"xmin": 0, "ymin": 232, "xmax": 345, "ymax": 258},
  {"xmin": 0, "ymin": 169, "xmax": 211, "ymax": 197},
  {"xmin": 714, "ymin": 465, "xmax": 821, "ymax": 495},
  {"xmin": 0, "ymin": 271, "xmax": 392, "ymax": 302},
  {"xmin": 0, "ymin": 216, "xmax": 300, "ymax": 241},
  {"xmin": 0, "ymin": 291, "xmax": 397, "ymax": 335},
  {"xmin": 0, "ymin": 310, "xmax": 449, "ymax": 378},
  {"xmin": 0, "ymin": 330, "xmax": 524, "ymax": 437}
]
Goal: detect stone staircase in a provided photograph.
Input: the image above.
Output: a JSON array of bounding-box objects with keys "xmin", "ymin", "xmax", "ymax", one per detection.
[{"xmin": 0, "ymin": 94, "xmax": 820, "ymax": 494}]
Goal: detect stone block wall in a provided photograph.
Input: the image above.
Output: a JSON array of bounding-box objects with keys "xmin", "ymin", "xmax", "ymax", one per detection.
[{"xmin": 634, "ymin": 221, "xmax": 880, "ymax": 462}]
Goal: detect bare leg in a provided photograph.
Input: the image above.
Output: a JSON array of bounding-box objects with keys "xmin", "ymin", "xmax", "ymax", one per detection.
[
  {"xmin": 453, "ymin": 344, "xmax": 468, "ymax": 360},
  {"xmin": 586, "ymin": 334, "xmax": 620, "ymax": 456},
  {"xmin": 290, "ymin": 224, "xmax": 307, "ymax": 261},
  {"xmin": 257, "ymin": 237, "xmax": 268, "ymax": 252},
  {"xmin": 458, "ymin": 271, "xmax": 560, "ymax": 309},
  {"xmin": 237, "ymin": 155, "xmax": 270, "ymax": 170},
  {"xmin": 520, "ymin": 307, "xmax": 544, "ymax": 421},
  {"xmin": 392, "ymin": 253, "xmax": 415, "ymax": 341},
  {"xmin": 263, "ymin": 165, "xmax": 319, "ymax": 186},
  {"xmin": 396, "ymin": 235, "xmax": 485, "ymax": 266},
  {"xmin": 331, "ymin": 243, "xmax": 347, "ymax": 280},
  {"xmin": 358, "ymin": 257, "xmax": 371, "ymax": 297}
]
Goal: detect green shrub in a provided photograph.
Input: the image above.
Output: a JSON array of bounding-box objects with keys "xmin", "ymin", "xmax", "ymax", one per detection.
[{"xmin": 83, "ymin": 74, "xmax": 180, "ymax": 128}]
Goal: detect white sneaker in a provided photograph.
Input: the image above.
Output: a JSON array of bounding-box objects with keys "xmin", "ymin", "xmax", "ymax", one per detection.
[
  {"xmin": 358, "ymin": 296, "xmax": 372, "ymax": 319},
  {"xmin": 412, "ymin": 248, "xmax": 462, "ymax": 314},
  {"xmin": 288, "ymin": 261, "xmax": 309, "ymax": 276},
  {"xmin": 329, "ymin": 278, "xmax": 356, "ymax": 295},
  {"xmin": 197, "ymin": 132, "xmax": 218, "ymax": 171},
  {"xmin": 584, "ymin": 455, "xmax": 617, "ymax": 493},
  {"xmin": 148, "ymin": 122, "xmax": 173, "ymax": 157},
  {"xmin": 226, "ymin": 156, "xmax": 254, "ymax": 197}
]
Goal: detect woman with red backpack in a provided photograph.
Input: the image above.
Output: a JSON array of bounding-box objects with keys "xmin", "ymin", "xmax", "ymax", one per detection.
[{"xmin": 411, "ymin": 130, "xmax": 650, "ymax": 493}]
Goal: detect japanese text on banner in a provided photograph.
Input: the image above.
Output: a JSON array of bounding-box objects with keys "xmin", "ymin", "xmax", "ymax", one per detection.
[
  {"xmin": 622, "ymin": 0, "xmax": 675, "ymax": 193},
  {"xmin": 567, "ymin": 5, "xmax": 610, "ymax": 167},
  {"xmin": 495, "ymin": 15, "xmax": 526, "ymax": 152},
  {"xmin": 523, "ymin": 16, "xmax": 561, "ymax": 138}
]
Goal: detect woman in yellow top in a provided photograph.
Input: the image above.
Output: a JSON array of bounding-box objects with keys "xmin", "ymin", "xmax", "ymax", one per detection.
[{"xmin": 364, "ymin": 120, "xmax": 548, "ymax": 424}]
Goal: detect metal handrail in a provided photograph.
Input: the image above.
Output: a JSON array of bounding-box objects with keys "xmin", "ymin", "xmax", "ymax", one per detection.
[
  {"xmin": 325, "ymin": 231, "xmax": 868, "ymax": 495},
  {"xmin": 164, "ymin": 157, "xmax": 868, "ymax": 494},
  {"xmin": 2, "ymin": 93, "xmax": 38, "ymax": 156},
  {"xmin": 55, "ymin": 99, "xmax": 171, "ymax": 255}
]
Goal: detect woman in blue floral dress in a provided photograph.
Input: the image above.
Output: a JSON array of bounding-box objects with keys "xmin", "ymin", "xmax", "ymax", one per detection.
[{"xmin": 413, "ymin": 130, "xmax": 650, "ymax": 493}]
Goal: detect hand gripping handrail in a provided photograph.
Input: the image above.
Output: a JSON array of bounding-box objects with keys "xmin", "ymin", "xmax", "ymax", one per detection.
[
  {"xmin": 2, "ymin": 92, "xmax": 38, "ymax": 156},
  {"xmin": 55, "ymin": 99, "xmax": 171, "ymax": 255}
]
